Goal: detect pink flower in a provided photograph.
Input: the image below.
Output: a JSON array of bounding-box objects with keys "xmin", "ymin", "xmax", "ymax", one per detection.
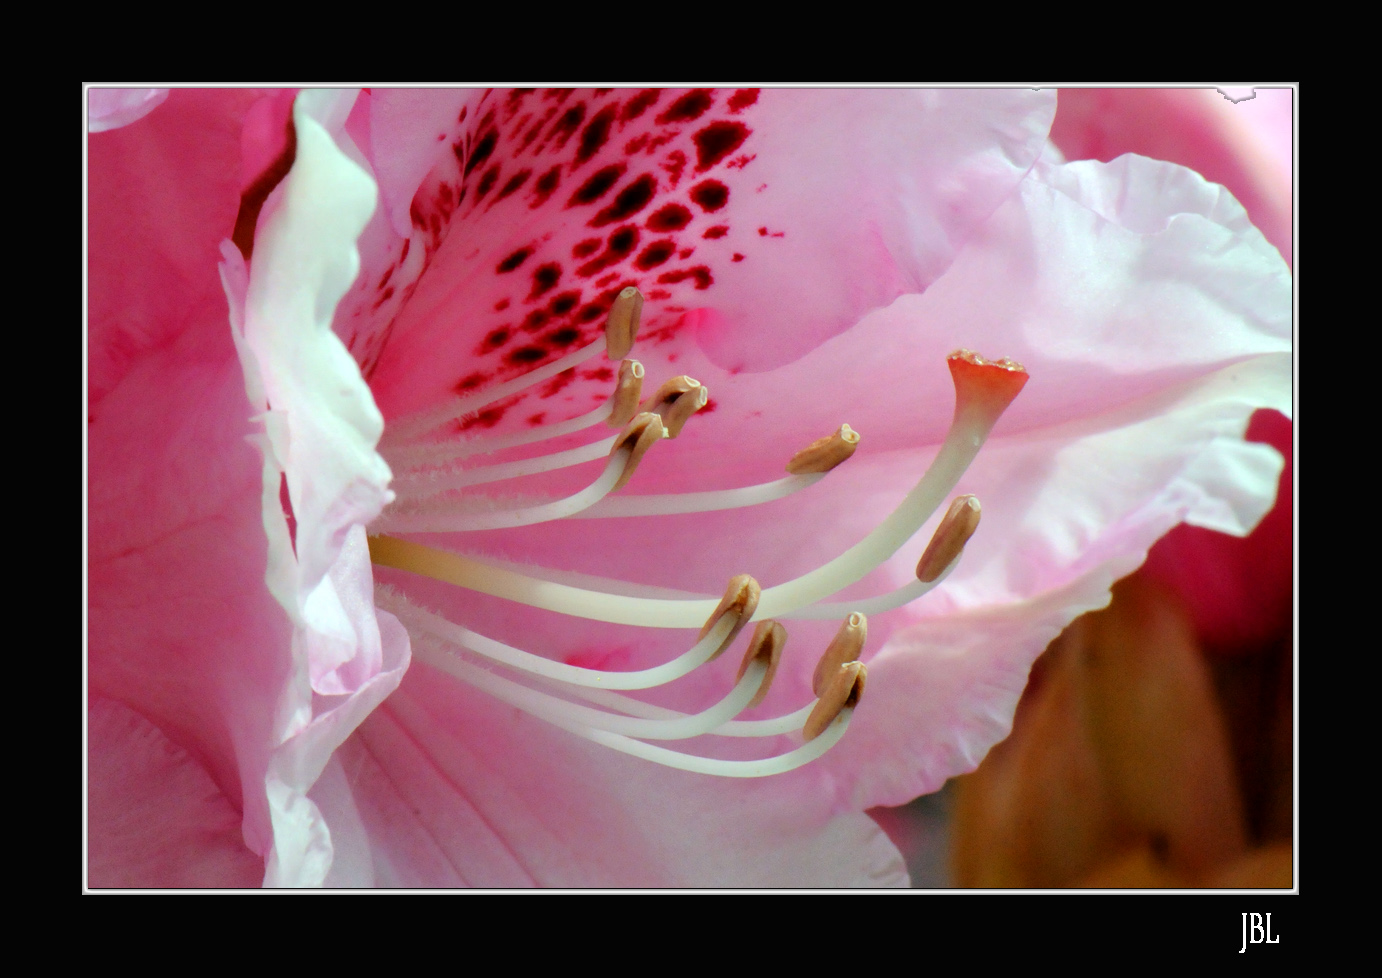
[{"xmin": 87, "ymin": 88, "xmax": 1290, "ymax": 887}]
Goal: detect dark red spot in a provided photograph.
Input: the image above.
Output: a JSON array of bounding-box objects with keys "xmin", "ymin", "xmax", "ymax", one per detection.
[
  {"xmin": 458, "ymin": 405, "xmax": 507, "ymax": 431},
  {"xmin": 494, "ymin": 298, "xmax": 510, "ymax": 311},
  {"xmin": 662, "ymin": 149, "xmax": 687, "ymax": 188},
  {"xmin": 547, "ymin": 327, "xmax": 582, "ymax": 347},
  {"xmin": 624, "ymin": 133, "xmax": 648, "ymax": 154},
  {"xmin": 590, "ymin": 173, "xmax": 657, "ymax": 227},
  {"xmin": 458, "ymin": 106, "xmax": 468, "ymax": 123},
  {"xmin": 541, "ymin": 368, "xmax": 577, "ymax": 396},
  {"xmin": 575, "ymin": 103, "xmax": 618, "ymax": 166},
  {"xmin": 371, "ymin": 286, "xmax": 394, "ymax": 310},
  {"xmin": 454, "ymin": 372, "xmax": 486, "ymax": 393},
  {"xmin": 497, "ymin": 247, "xmax": 533, "ymax": 273},
  {"xmin": 495, "ymin": 169, "xmax": 531, "ymax": 202},
  {"xmin": 657, "ymin": 266, "xmax": 713, "ymax": 290},
  {"xmin": 728, "ymin": 89, "xmax": 760, "ymax": 113},
  {"xmin": 699, "ymin": 396, "xmax": 717, "ymax": 414},
  {"xmin": 622, "ymin": 89, "xmax": 659, "ymax": 121},
  {"xmin": 586, "ymin": 365, "xmax": 614, "ymax": 382},
  {"xmin": 527, "ymin": 412, "xmax": 547, "ymax": 426},
  {"xmin": 758, "ymin": 226, "xmax": 769, "ymax": 236},
  {"xmin": 548, "ymin": 291, "xmax": 581, "ymax": 315},
  {"xmin": 377, "ymin": 266, "xmax": 394, "ymax": 290},
  {"xmin": 567, "ymin": 164, "xmax": 626, "ymax": 207},
  {"xmin": 690, "ymin": 180, "xmax": 729, "ymax": 212},
  {"xmin": 694, "ymin": 121, "xmax": 750, "ymax": 172},
  {"xmin": 656, "ymin": 89, "xmax": 714, "ymax": 124},
  {"xmin": 678, "ymin": 248, "xmax": 694, "ymax": 259},
  {"xmin": 521, "ymin": 309, "xmax": 550, "ymax": 333},
  {"xmin": 576, "ymin": 302, "xmax": 607, "ymax": 323},
  {"xmin": 576, "ymin": 225, "xmax": 641, "ymax": 278},
  {"xmin": 464, "ymin": 130, "xmax": 497, "ymax": 177},
  {"xmin": 399, "ymin": 238, "xmax": 410, "ymax": 261},
  {"xmin": 476, "ymin": 164, "xmax": 500, "ymax": 200},
  {"xmin": 703, "ymin": 224, "xmax": 729, "ymax": 239},
  {"xmin": 530, "ymin": 166, "xmax": 561, "ymax": 208},
  {"xmin": 635, "ymin": 240, "xmax": 676, "ymax": 270},
  {"xmin": 572, "ymin": 238, "xmax": 601, "ymax": 259},
  {"xmin": 647, "ymin": 202, "xmax": 692, "ymax": 232},
  {"xmin": 479, "ymin": 326, "xmax": 511, "ymax": 353},
  {"xmin": 507, "ymin": 345, "xmax": 548, "ymax": 366},
  {"xmin": 528, "ymin": 262, "xmax": 562, "ymax": 301},
  {"xmin": 732, "ymin": 253, "xmax": 744, "ymax": 262},
  {"xmin": 548, "ymin": 103, "xmax": 587, "ymax": 150},
  {"xmin": 595, "ymin": 272, "xmax": 619, "ymax": 288}
]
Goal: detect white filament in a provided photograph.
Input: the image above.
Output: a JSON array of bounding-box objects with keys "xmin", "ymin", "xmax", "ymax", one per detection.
[
  {"xmin": 382, "ymin": 338, "xmax": 606, "ymax": 444},
  {"xmin": 376, "ymin": 448, "xmax": 629, "ymax": 533}
]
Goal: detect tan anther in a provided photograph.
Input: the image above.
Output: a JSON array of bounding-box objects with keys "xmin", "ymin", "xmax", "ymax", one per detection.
[
  {"xmin": 606, "ymin": 359, "xmax": 646, "ymax": 428},
  {"xmin": 915, "ymin": 495, "xmax": 982, "ymax": 583},
  {"xmin": 641, "ymin": 375, "xmax": 706, "ymax": 438},
  {"xmin": 736, "ymin": 620, "xmax": 786, "ymax": 709},
  {"xmin": 786, "ymin": 424, "xmax": 860, "ymax": 474},
  {"xmin": 605, "ymin": 287, "xmax": 643, "ymax": 360},
  {"xmin": 811, "ymin": 612, "xmax": 867, "ymax": 697},
  {"xmin": 610, "ymin": 412, "xmax": 666, "ymax": 491},
  {"xmin": 698, "ymin": 573, "xmax": 761, "ymax": 659},
  {"xmin": 660, "ymin": 384, "xmax": 708, "ymax": 438},
  {"xmin": 803, "ymin": 661, "xmax": 867, "ymax": 741}
]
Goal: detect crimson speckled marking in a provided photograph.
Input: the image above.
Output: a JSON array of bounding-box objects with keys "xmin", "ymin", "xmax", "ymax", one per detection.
[{"xmin": 359, "ymin": 87, "xmax": 776, "ymax": 429}]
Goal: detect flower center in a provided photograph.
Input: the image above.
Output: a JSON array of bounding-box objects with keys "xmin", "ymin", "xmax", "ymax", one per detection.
[{"xmin": 368, "ymin": 289, "xmax": 1027, "ymax": 777}]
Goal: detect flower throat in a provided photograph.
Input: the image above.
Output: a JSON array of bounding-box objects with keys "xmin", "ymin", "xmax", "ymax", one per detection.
[{"xmin": 368, "ymin": 287, "xmax": 1027, "ymax": 777}]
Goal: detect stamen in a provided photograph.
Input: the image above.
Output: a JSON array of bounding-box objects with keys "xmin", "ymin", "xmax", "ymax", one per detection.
[
  {"xmin": 914, "ymin": 494, "xmax": 981, "ymax": 583},
  {"xmin": 699, "ymin": 573, "xmax": 761, "ymax": 658},
  {"xmin": 610, "ymin": 412, "xmax": 666, "ymax": 491},
  {"xmin": 377, "ymin": 584, "xmax": 737, "ymax": 690},
  {"xmin": 786, "ymin": 424, "xmax": 860, "ymax": 474},
  {"xmin": 382, "ymin": 338, "xmax": 608, "ymax": 445},
  {"xmin": 373, "ymin": 444, "xmax": 632, "ymax": 534},
  {"xmin": 571, "ymin": 424, "xmax": 854, "ymax": 519},
  {"xmin": 369, "ymin": 351, "xmax": 1027, "ymax": 626},
  {"xmin": 604, "ymin": 286, "xmax": 643, "ymax": 361},
  {"xmin": 605, "ymin": 359, "xmax": 646, "ymax": 428},
  {"xmin": 737, "ymin": 620, "xmax": 786, "ymax": 708},
  {"xmin": 643, "ymin": 375, "xmax": 707, "ymax": 438},
  {"xmin": 411, "ymin": 634, "xmax": 768, "ymax": 741},
  {"xmin": 803, "ymin": 661, "xmax": 866, "ymax": 741},
  {"xmin": 394, "ymin": 433, "xmax": 618, "ymax": 498},
  {"xmin": 811, "ymin": 612, "xmax": 866, "ymax": 696}
]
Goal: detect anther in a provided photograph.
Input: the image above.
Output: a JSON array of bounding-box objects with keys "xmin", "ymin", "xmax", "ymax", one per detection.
[
  {"xmin": 915, "ymin": 495, "xmax": 982, "ymax": 583},
  {"xmin": 736, "ymin": 620, "xmax": 786, "ymax": 708},
  {"xmin": 643, "ymin": 375, "xmax": 706, "ymax": 438},
  {"xmin": 786, "ymin": 424, "xmax": 860, "ymax": 475},
  {"xmin": 610, "ymin": 412, "xmax": 666, "ymax": 491},
  {"xmin": 698, "ymin": 573, "xmax": 762, "ymax": 659},
  {"xmin": 605, "ymin": 286, "xmax": 643, "ymax": 360},
  {"xmin": 661, "ymin": 384, "xmax": 708, "ymax": 438},
  {"xmin": 812, "ymin": 612, "xmax": 867, "ymax": 696},
  {"xmin": 803, "ymin": 661, "xmax": 867, "ymax": 741},
  {"xmin": 606, "ymin": 359, "xmax": 646, "ymax": 428}
]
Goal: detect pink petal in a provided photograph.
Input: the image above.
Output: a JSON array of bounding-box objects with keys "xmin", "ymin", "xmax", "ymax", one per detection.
[
  {"xmin": 87, "ymin": 88, "xmax": 169, "ymax": 132},
  {"xmin": 355, "ymin": 88, "xmax": 1055, "ymax": 424},
  {"xmin": 223, "ymin": 90, "xmax": 413, "ymax": 883},
  {"xmin": 1050, "ymin": 88, "xmax": 1292, "ymax": 265},
  {"xmin": 378, "ymin": 148, "xmax": 1289, "ymax": 818},
  {"xmin": 88, "ymin": 697, "xmax": 264, "ymax": 887},
  {"xmin": 331, "ymin": 668, "xmax": 907, "ymax": 886}
]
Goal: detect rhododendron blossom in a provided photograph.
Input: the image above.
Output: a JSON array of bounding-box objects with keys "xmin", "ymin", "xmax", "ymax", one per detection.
[{"xmin": 87, "ymin": 87, "xmax": 1291, "ymax": 887}]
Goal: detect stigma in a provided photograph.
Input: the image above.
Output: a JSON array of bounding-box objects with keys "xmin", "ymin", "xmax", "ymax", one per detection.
[{"xmin": 369, "ymin": 289, "xmax": 1027, "ymax": 777}]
